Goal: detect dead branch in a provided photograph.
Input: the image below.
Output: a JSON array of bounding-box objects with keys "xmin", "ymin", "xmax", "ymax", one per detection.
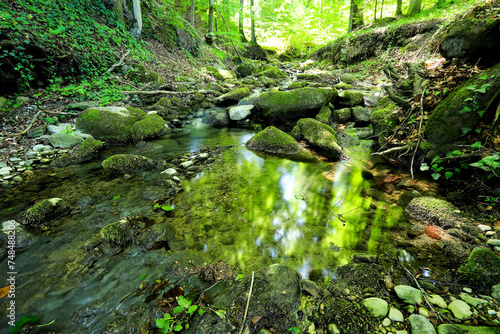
[
  {"xmin": 3, "ymin": 110, "xmax": 43, "ymax": 139},
  {"xmin": 371, "ymin": 144, "xmax": 412, "ymax": 156},
  {"xmin": 107, "ymin": 50, "xmax": 131, "ymax": 73}
]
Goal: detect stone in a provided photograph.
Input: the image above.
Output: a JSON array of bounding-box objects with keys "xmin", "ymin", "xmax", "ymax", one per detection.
[
  {"xmin": 332, "ymin": 108, "xmax": 352, "ymax": 123},
  {"xmin": 459, "ymin": 292, "xmax": 488, "ymax": 307},
  {"xmin": 361, "ymin": 297, "xmax": 389, "ymax": 318},
  {"xmin": 297, "ymin": 73, "xmax": 321, "ymax": 81},
  {"xmin": 301, "ymin": 279, "xmax": 323, "ymax": 299},
  {"xmin": 49, "ymin": 132, "xmax": 85, "ymax": 148},
  {"xmin": 327, "ymin": 323, "xmax": 340, "ymax": 334},
  {"xmin": 394, "ymin": 285, "xmax": 423, "ymax": 305},
  {"xmin": 492, "ymin": 284, "xmax": 500, "ymax": 299},
  {"xmin": 419, "ymin": 307, "xmax": 430, "ymax": 317},
  {"xmin": 205, "ymin": 66, "xmax": 236, "ymax": 81},
  {"xmin": 352, "ymin": 253, "xmax": 378, "ymax": 264},
  {"xmin": 458, "ymin": 247, "xmax": 500, "ymax": 292},
  {"xmin": 337, "ymin": 90, "xmax": 364, "ymax": 107},
  {"xmin": 132, "ymin": 114, "xmax": 167, "ymax": 141},
  {"xmin": 215, "ymin": 87, "xmax": 251, "ymax": 106},
  {"xmin": 0, "ymin": 220, "xmax": 37, "ymax": 248},
  {"xmin": 100, "ymin": 219, "xmax": 134, "ymax": 246},
  {"xmin": 12, "ymin": 176, "xmax": 22, "ymax": 182},
  {"xmin": 388, "ymin": 307, "xmax": 404, "ymax": 322},
  {"xmin": 203, "ymin": 111, "xmax": 229, "ymax": 127},
  {"xmin": 206, "ymin": 81, "xmax": 224, "ymax": 92},
  {"xmin": 487, "ymin": 239, "xmax": 500, "ymax": 247},
  {"xmin": 428, "ymin": 294, "xmax": 447, "ymax": 309},
  {"xmin": 175, "ymin": 26, "xmax": 202, "ymax": 55},
  {"xmin": 408, "ymin": 314, "xmax": 436, "ymax": 334},
  {"xmin": 228, "ymin": 105, "xmax": 253, "ymax": 121},
  {"xmin": 65, "ymin": 101, "xmax": 100, "ymax": 111},
  {"xmin": 20, "ymin": 198, "xmax": 70, "ymax": 227},
  {"xmin": 127, "ymin": 64, "xmax": 163, "ymax": 84},
  {"xmin": 352, "ymin": 106, "xmax": 372, "ymax": 125},
  {"xmin": 246, "ymin": 126, "xmax": 311, "ymax": 161},
  {"xmin": 340, "ymin": 73, "xmax": 357, "ymax": 84},
  {"xmin": 448, "ymin": 299, "xmax": 472, "ymax": 320},
  {"xmin": 161, "ymin": 168, "xmax": 177, "ymax": 177},
  {"xmin": 406, "ymin": 197, "xmax": 463, "ymax": 228},
  {"xmin": 27, "ymin": 125, "xmax": 46, "ymax": 138},
  {"xmin": 478, "ymin": 224, "xmax": 492, "ymax": 232},
  {"xmin": 236, "ymin": 63, "xmax": 255, "ymax": 77},
  {"xmin": 180, "ymin": 161, "xmax": 193, "ymax": 169},
  {"xmin": 102, "ymin": 154, "xmax": 154, "ymax": 174},
  {"xmin": 382, "ymin": 318, "xmax": 391, "ymax": 327}
]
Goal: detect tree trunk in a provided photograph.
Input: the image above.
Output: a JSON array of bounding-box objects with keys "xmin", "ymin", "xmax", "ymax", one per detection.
[
  {"xmin": 131, "ymin": 0, "xmax": 142, "ymax": 38},
  {"xmin": 351, "ymin": 0, "xmax": 364, "ymax": 31},
  {"xmin": 250, "ymin": 0, "xmax": 256, "ymax": 43},
  {"xmin": 208, "ymin": 0, "xmax": 214, "ymax": 44},
  {"xmin": 396, "ymin": 0, "xmax": 402, "ymax": 15},
  {"xmin": 374, "ymin": 0, "xmax": 377, "ymax": 21},
  {"xmin": 348, "ymin": 0, "xmax": 354, "ymax": 33},
  {"xmin": 408, "ymin": 0, "xmax": 422, "ymax": 16},
  {"xmin": 239, "ymin": 0, "xmax": 248, "ymax": 42},
  {"xmin": 190, "ymin": 0, "xmax": 195, "ymax": 26},
  {"xmin": 380, "ymin": 0, "xmax": 384, "ymax": 19}
]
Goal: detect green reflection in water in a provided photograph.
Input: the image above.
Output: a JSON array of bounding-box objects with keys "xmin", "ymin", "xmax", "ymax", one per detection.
[{"xmin": 174, "ymin": 145, "xmax": 406, "ymax": 278}]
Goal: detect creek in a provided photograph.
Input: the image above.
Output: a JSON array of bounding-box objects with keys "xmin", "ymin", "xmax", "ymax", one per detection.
[{"xmin": 0, "ymin": 100, "xmax": 436, "ymax": 332}]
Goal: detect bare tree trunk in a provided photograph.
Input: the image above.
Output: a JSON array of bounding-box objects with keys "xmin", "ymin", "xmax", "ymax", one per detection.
[
  {"xmin": 408, "ymin": 0, "xmax": 422, "ymax": 16},
  {"xmin": 239, "ymin": 0, "xmax": 248, "ymax": 42},
  {"xmin": 190, "ymin": 0, "xmax": 195, "ymax": 26},
  {"xmin": 208, "ymin": 0, "xmax": 214, "ymax": 44},
  {"xmin": 374, "ymin": 0, "xmax": 378, "ymax": 21},
  {"xmin": 131, "ymin": 0, "xmax": 142, "ymax": 38},
  {"xmin": 250, "ymin": 0, "xmax": 256, "ymax": 43},
  {"xmin": 380, "ymin": 0, "xmax": 384, "ymax": 19},
  {"xmin": 351, "ymin": 0, "xmax": 364, "ymax": 31},
  {"xmin": 348, "ymin": 0, "xmax": 354, "ymax": 33},
  {"xmin": 396, "ymin": 0, "xmax": 403, "ymax": 15}
]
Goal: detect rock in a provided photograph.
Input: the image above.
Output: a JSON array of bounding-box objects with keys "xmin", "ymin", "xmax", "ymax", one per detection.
[
  {"xmin": 486, "ymin": 239, "xmax": 500, "ymax": 247},
  {"xmin": 175, "ymin": 26, "xmax": 202, "ymax": 55},
  {"xmin": 206, "ymin": 82, "xmax": 224, "ymax": 92},
  {"xmin": 337, "ymin": 90, "xmax": 364, "ymax": 107},
  {"xmin": 289, "ymin": 81, "xmax": 307, "ymax": 89},
  {"xmin": 297, "ymin": 73, "xmax": 320, "ymax": 81},
  {"xmin": 1, "ymin": 220, "xmax": 37, "ymax": 248},
  {"xmin": 419, "ymin": 307, "xmax": 430, "ymax": 317},
  {"xmin": 27, "ymin": 125, "xmax": 46, "ymax": 138},
  {"xmin": 238, "ymin": 93, "xmax": 260, "ymax": 106},
  {"xmin": 315, "ymin": 105, "xmax": 332, "ymax": 124},
  {"xmin": 205, "ymin": 66, "xmax": 236, "ymax": 80},
  {"xmin": 406, "ymin": 197, "xmax": 463, "ymax": 228},
  {"xmin": 161, "ymin": 168, "xmax": 177, "ymax": 177},
  {"xmin": 132, "ymin": 113, "xmax": 166, "ymax": 141},
  {"xmin": 327, "ymin": 323, "xmax": 340, "ymax": 334},
  {"xmin": 351, "ymin": 106, "xmax": 372, "ymax": 125},
  {"xmin": 258, "ymin": 87, "xmax": 336, "ymax": 119},
  {"xmin": 340, "ymin": 73, "xmax": 357, "ymax": 84},
  {"xmin": 246, "ymin": 126, "xmax": 301, "ymax": 156},
  {"xmin": 335, "ymin": 82, "xmax": 351, "ymax": 90},
  {"xmin": 49, "ymin": 131, "xmax": 85, "ymax": 148},
  {"xmin": 352, "ymin": 253, "xmax": 378, "ymax": 264},
  {"xmin": 428, "ymin": 294, "xmax": 447, "ymax": 309},
  {"xmin": 408, "ymin": 314, "xmax": 436, "ymax": 334},
  {"xmin": 448, "ymin": 299, "xmax": 472, "ymax": 320},
  {"xmin": 301, "ymin": 279, "xmax": 323, "ymax": 299},
  {"xmin": 100, "ymin": 219, "xmax": 134, "ymax": 246},
  {"xmin": 361, "ymin": 297, "xmax": 388, "ymax": 318},
  {"xmin": 388, "ymin": 307, "xmax": 404, "ymax": 322},
  {"xmin": 127, "ymin": 64, "xmax": 163, "ymax": 84},
  {"xmin": 477, "ymin": 224, "xmax": 492, "ymax": 232},
  {"xmin": 204, "ymin": 111, "xmax": 229, "ymax": 127},
  {"xmin": 215, "ymin": 87, "xmax": 251, "ymax": 106},
  {"xmin": 457, "ymin": 247, "xmax": 500, "ymax": 292},
  {"xmin": 370, "ymin": 96, "xmax": 399, "ymax": 145},
  {"xmin": 459, "ymin": 292, "xmax": 488, "ymax": 307},
  {"xmin": 54, "ymin": 137, "xmax": 104, "ymax": 167},
  {"xmin": 20, "ymin": 198, "xmax": 70, "ymax": 227},
  {"xmin": 425, "ymin": 63, "xmax": 500, "ymax": 144},
  {"xmin": 260, "ymin": 76, "xmax": 275, "ymax": 87},
  {"xmin": 180, "ymin": 161, "xmax": 193, "ymax": 169},
  {"xmin": 382, "ymin": 318, "xmax": 391, "ymax": 327},
  {"xmin": 66, "ymin": 101, "xmax": 100, "ymax": 111},
  {"xmin": 76, "ymin": 106, "xmax": 149, "ymax": 144},
  {"xmin": 236, "ymin": 63, "xmax": 255, "ymax": 77},
  {"xmin": 332, "ymin": 108, "xmax": 351, "ymax": 123},
  {"xmin": 437, "ymin": 324, "xmax": 500, "ymax": 334},
  {"xmin": 291, "ymin": 118, "xmax": 345, "ymax": 161},
  {"xmin": 102, "ymin": 154, "xmax": 155, "ymax": 174},
  {"xmin": 492, "ymin": 284, "xmax": 500, "ymax": 299},
  {"xmin": 394, "ymin": 285, "xmax": 423, "ymax": 305},
  {"xmin": 228, "ymin": 105, "xmax": 253, "ymax": 121},
  {"xmin": 254, "ymin": 67, "xmax": 286, "ymax": 79}
]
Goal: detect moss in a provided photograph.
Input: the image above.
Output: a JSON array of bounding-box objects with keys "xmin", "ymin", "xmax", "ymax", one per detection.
[
  {"xmin": 335, "ymin": 82, "xmax": 351, "ymax": 90},
  {"xmin": 458, "ymin": 248, "xmax": 500, "ymax": 293},
  {"xmin": 132, "ymin": 114, "xmax": 166, "ymax": 141},
  {"xmin": 170, "ymin": 97, "xmax": 184, "ymax": 107},
  {"xmin": 100, "ymin": 220, "xmax": 134, "ymax": 246},
  {"xmin": 297, "ymin": 73, "xmax": 320, "ymax": 81},
  {"xmin": 288, "ymin": 81, "xmax": 307, "ymax": 89},
  {"xmin": 254, "ymin": 67, "xmax": 286, "ymax": 79},
  {"xmin": 337, "ymin": 90, "xmax": 364, "ymax": 107},
  {"xmin": 193, "ymin": 91, "xmax": 205, "ymax": 103},
  {"xmin": 332, "ymin": 107, "xmax": 352, "ymax": 123},
  {"xmin": 205, "ymin": 66, "xmax": 236, "ymax": 80},
  {"xmin": 405, "ymin": 197, "xmax": 463, "ymax": 228},
  {"xmin": 21, "ymin": 198, "xmax": 69, "ymax": 227},
  {"xmin": 293, "ymin": 118, "xmax": 345, "ymax": 161},
  {"xmin": 316, "ymin": 105, "xmax": 332, "ymax": 124},
  {"xmin": 206, "ymin": 82, "xmax": 223, "ymax": 92},
  {"xmin": 102, "ymin": 154, "xmax": 154, "ymax": 174},
  {"xmin": 370, "ymin": 96, "xmax": 399, "ymax": 145},
  {"xmin": 128, "ymin": 64, "xmax": 163, "ymax": 84},
  {"xmin": 216, "ymin": 87, "xmax": 251, "ymax": 106},
  {"xmin": 246, "ymin": 126, "xmax": 301, "ymax": 155}
]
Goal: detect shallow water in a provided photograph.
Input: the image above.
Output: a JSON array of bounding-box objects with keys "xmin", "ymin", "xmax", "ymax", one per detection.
[{"xmin": 0, "ymin": 120, "xmax": 412, "ymax": 332}]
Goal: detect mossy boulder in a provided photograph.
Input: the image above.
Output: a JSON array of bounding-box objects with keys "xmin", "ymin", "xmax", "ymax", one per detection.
[
  {"xmin": 297, "ymin": 73, "xmax": 320, "ymax": 81},
  {"xmin": 458, "ymin": 247, "xmax": 500, "ymax": 293},
  {"xmin": 370, "ymin": 96, "xmax": 399, "ymax": 146},
  {"xmin": 215, "ymin": 87, "xmax": 251, "ymax": 106},
  {"xmin": 102, "ymin": 154, "xmax": 155, "ymax": 174},
  {"xmin": 128, "ymin": 64, "xmax": 163, "ymax": 85},
  {"xmin": 246, "ymin": 126, "xmax": 301, "ymax": 155},
  {"xmin": 316, "ymin": 105, "xmax": 332, "ymax": 124},
  {"xmin": 204, "ymin": 111, "xmax": 229, "ymax": 127},
  {"xmin": 405, "ymin": 197, "xmax": 463, "ymax": 228},
  {"xmin": 332, "ymin": 107, "xmax": 352, "ymax": 123},
  {"xmin": 206, "ymin": 82, "xmax": 224, "ymax": 92},
  {"xmin": 76, "ymin": 106, "xmax": 146, "ymax": 144},
  {"xmin": 260, "ymin": 76, "xmax": 275, "ymax": 88},
  {"xmin": 205, "ymin": 66, "xmax": 236, "ymax": 81},
  {"xmin": 254, "ymin": 67, "xmax": 286, "ymax": 79},
  {"xmin": 236, "ymin": 63, "xmax": 255, "ymax": 77},
  {"xmin": 132, "ymin": 113, "xmax": 166, "ymax": 141},
  {"xmin": 21, "ymin": 198, "xmax": 70, "ymax": 228},
  {"xmin": 425, "ymin": 63, "xmax": 500, "ymax": 144},
  {"xmin": 100, "ymin": 220, "xmax": 134, "ymax": 246},
  {"xmin": 337, "ymin": 90, "xmax": 364, "ymax": 107},
  {"xmin": 340, "ymin": 73, "xmax": 357, "ymax": 84},
  {"xmin": 54, "ymin": 137, "xmax": 104, "ymax": 167},
  {"xmin": 288, "ymin": 81, "xmax": 308, "ymax": 89},
  {"xmin": 258, "ymin": 87, "xmax": 336, "ymax": 119},
  {"xmin": 291, "ymin": 118, "xmax": 345, "ymax": 161}
]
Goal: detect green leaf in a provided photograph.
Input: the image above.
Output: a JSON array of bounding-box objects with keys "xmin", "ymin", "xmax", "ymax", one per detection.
[
  {"xmin": 462, "ymin": 127, "xmax": 473, "ymax": 135},
  {"xmin": 420, "ymin": 163, "xmax": 430, "ymax": 171},
  {"xmin": 198, "ymin": 308, "xmax": 207, "ymax": 315},
  {"xmin": 477, "ymin": 109, "xmax": 486, "ymax": 117},
  {"xmin": 174, "ymin": 324, "xmax": 183, "ymax": 331},
  {"xmin": 154, "ymin": 203, "xmax": 161, "ymax": 208},
  {"xmin": 140, "ymin": 275, "xmax": 148, "ymax": 280},
  {"xmin": 432, "ymin": 173, "xmax": 441, "ymax": 180},
  {"xmin": 475, "ymin": 84, "xmax": 490, "ymax": 93},
  {"xmin": 8, "ymin": 315, "xmax": 40, "ymax": 334},
  {"xmin": 187, "ymin": 305, "xmax": 198, "ymax": 314},
  {"xmin": 161, "ymin": 205, "xmax": 174, "ymax": 211},
  {"xmin": 451, "ymin": 150, "xmax": 462, "ymax": 156},
  {"xmin": 459, "ymin": 106, "xmax": 471, "ymax": 114},
  {"xmin": 475, "ymin": 129, "xmax": 482, "ymax": 134},
  {"xmin": 178, "ymin": 296, "xmax": 191, "ymax": 309},
  {"xmin": 214, "ymin": 310, "xmax": 226, "ymax": 318},
  {"xmin": 113, "ymin": 195, "xmax": 120, "ymax": 200},
  {"xmin": 465, "ymin": 84, "xmax": 477, "ymax": 91},
  {"xmin": 173, "ymin": 305, "xmax": 184, "ymax": 315},
  {"xmin": 471, "ymin": 141, "xmax": 482, "ymax": 149},
  {"xmin": 445, "ymin": 171, "xmax": 454, "ymax": 179},
  {"xmin": 480, "ymin": 74, "xmax": 488, "ymax": 79},
  {"xmin": 464, "ymin": 97, "xmax": 473, "ymax": 102},
  {"xmin": 236, "ymin": 273, "xmax": 244, "ymax": 280}
]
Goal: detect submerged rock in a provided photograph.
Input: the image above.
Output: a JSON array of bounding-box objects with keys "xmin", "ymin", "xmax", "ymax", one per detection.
[
  {"xmin": 100, "ymin": 219, "xmax": 134, "ymax": 246},
  {"xmin": 102, "ymin": 154, "xmax": 155, "ymax": 174},
  {"xmin": 54, "ymin": 137, "xmax": 105, "ymax": 167},
  {"xmin": 203, "ymin": 111, "xmax": 229, "ymax": 127},
  {"xmin": 21, "ymin": 198, "xmax": 70, "ymax": 227},
  {"xmin": 1, "ymin": 220, "xmax": 37, "ymax": 247}
]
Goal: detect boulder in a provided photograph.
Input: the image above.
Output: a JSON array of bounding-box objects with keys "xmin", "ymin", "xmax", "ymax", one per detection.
[
  {"xmin": 340, "ymin": 73, "xmax": 357, "ymax": 84},
  {"xmin": 447, "ymin": 300, "xmax": 472, "ymax": 320},
  {"xmin": 258, "ymin": 87, "xmax": 336, "ymax": 119},
  {"xmin": 394, "ymin": 285, "xmax": 422, "ymax": 305},
  {"xmin": 100, "ymin": 219, "xmax": 134, "ymax": 246},
  {"xmin": 337, "ymin": 90, "xmax": 364, "ymax": 107},
  {"xmin": 246, "ymin": 126, "xmax": 301, "ymax": 156},
  {"xmin": 215, "ymin": 87, "xmax": 251, "ymax": 106},
  {"xmin": 204, "ymin": 111, "xmax": 229, "ymax": 127},
  {"xmin": 291, "ymin": 118, "xmax": 345, "ymax": 161},
  {"xmin": 228, "ymin": 105, "xmax": 253, "ymax": 121},
  {"xmin": 54, "ymin": 137, "xmax": 104, "ymax": 167},
  {"xmin": 408, "ymin": 314, "xmax": 436, "ymax": 334},
  {"xmin": 205, "ymin": 66, "xmax": 236, "ymax": 81},
  {"xmin": 388, "ymin": 307, "xmax": 404, "ymax": 322},
  {"xmin": 425, "ymin": 63, "xmax": 500, "ymax": 144},
  {"xmin": 352, "ymin": 106, "xmax": 372, "ymax": 125},
  {"xmin": 332, "ymin": 108, "xmax": 352, "ymax": 123},
  {"xmin": 457, "ymin": 247, "xmax": 500, "ymax": 293},
  {"xmin": 361, "ymin": 297, "xmax": 388, "ymax": 318},
  {"xmin": 49, "ymin": 131, "xmax": 85, "ymax": 149},
  {"xmin": 315, "ymin": 105, "xmax": 332, "ymax": 124},
  {"xmin": 102, "ymin": 154, "xmax": 155, "ymax": 174},
  {"xmin": 236, "ymin": 63, "xmax": 255, "ymax": 77},
  {"xmin": 297, "ymin": 73, "xmax": 320, "ymax": 81},
  {"xmin": 406, "ymin": 197, "xmax": 463, "ymax": 228},
  {"xmin": 206, "ymin": 82, "xmax": 224, "ymax": 92},
  {"xmin": 260, "ymin": 76, "xmax": 275, "ymax": 88},
  {"xmin": 132, "ymin": 113, "xmax": 166, "ymax": 141},
  {"xmin": 254, "ymin": 67, "xmax": 286, "ymax": 79},
  {"xmin": 175, "ymin": 26, "xmax": 202, "ymax": 56},
  {"xmin": 21, "ymin": 198, "xmax": 70, "ymax": 227}
]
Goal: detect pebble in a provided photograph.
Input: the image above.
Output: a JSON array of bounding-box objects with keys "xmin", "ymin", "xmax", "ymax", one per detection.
[
  {"xmin": 486, "ymin": 239, "xmax": 500, "ymax": 247},
  {"xmin": 12, "ymin": 176, "xmax": 22, "ymax": 182},
  {"xmin": 477, "ymin": 224, "xmax": 492, "ymax": 232},
  {"xmin": 180, "ymin": 161, "xmax": 193, "ymax": 169},
  {"xmin": 40, "ymin": 158, "xmax": 51, "ymax": 163},
  {"xmin": 9, "ymin": 157, "xmax": 22, "ymax": 162},
  {"xmin": 486, "ymin": 231, "xmax": 496, "ymax": 236},
  {"xmin": 382, "ymin": 318, "xmax": 391, "ymax": 327},
  {"xmin": 418, "ymin": 307, "xmax": 430, "ymax": 317},
  {"xmin": 463, "ymin": 287, "xmax": 473, "ymax": 293}
]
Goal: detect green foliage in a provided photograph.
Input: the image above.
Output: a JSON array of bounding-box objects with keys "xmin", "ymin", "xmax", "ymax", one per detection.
[
  {"xmin": 156, "ymin": 296, "xmax": 207, "ymax": 334},
  {"xmin": 154, "ymin": 203, "xmax": 174, "ymax": 211},
  {"xmin": 288, "ymin": 327, "xmax": 302, "ymax": 334},
  {"xmin": 458, "ymin": 248, "xmax": 500, "ymax": 293},
  {"xmin": 469, "ymin": 153, "xmax": 500, "ymax": 179},
  {"xmin": 8, "ymin": 315, "xmax": 40, "ymax": 334}
]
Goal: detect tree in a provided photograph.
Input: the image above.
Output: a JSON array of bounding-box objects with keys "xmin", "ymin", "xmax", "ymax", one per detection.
[
  {"xmin": 408, "ymin": 0, "xmax": 422, "ymax": 16},
  {"xmin": 374, "ymin": 0, "xmax": 378, "ymax": 21},
  {"xmin": 239, "ymin": 0, "xmax": 248, "ymax": 42},
  {"xmin": 190, "ymin": 0, "xmax": 195, "ymax": 26},
  {"xmin": 208, "ymin": 0, "xmax": 214, "ymax": 43},
  {"xmin": 396, "ymin": 0, "xmax": 403, "ymax": 15},
  {"xmin": 131, "ymin": 0, "xmax": 142, "ymax": 38},
  {"xmin": 250, "ymin": 0, "xmax": 256, "ymax": 43},
  {"xmin": 349, "ymin": 0, "xmax": 363, "ymax": 32}
]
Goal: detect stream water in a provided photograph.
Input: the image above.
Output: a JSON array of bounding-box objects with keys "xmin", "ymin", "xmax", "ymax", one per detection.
[{"xmin": 0, "ymin": 114, "xmax": 420, "ymax": 332}]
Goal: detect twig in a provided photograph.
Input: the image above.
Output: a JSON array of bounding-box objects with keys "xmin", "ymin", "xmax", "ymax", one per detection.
[
  {"xmin": 121, "ymin": 89, "xmax": 220, "ymax": 95},
  {"xmin": 4, "ymin": 109, "xmax": 43, "ymax": 139},
  {"xmin": 410, "ymin": 85, "xmax": 427, "ymax": 179},
  {"xmin": 42, "ymin": 110, "xmax": 80, "ymax": 116},
  {"xmin": 239, "ymin": 271, "xmax": 255, "ymax": 334},
  {"xmin": 107, "ymin": 49, "xmax": 131, "ymax": 73},
  {"xmin": 371, "ymin": 144, "xmax": 411, "ymax": 156}
]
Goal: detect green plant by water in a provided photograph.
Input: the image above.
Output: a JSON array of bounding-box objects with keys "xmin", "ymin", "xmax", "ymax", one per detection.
[{"xmin": 156, "ymin": 295, "xmax": 206, "ymax": 333}]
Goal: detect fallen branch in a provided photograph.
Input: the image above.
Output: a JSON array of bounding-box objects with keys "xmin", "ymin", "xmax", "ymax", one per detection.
[
  {"xmin": 121, "ymin": 89, "xmax": 220, "ymax": 95},
  {"xmin": 383, "ymin": 86, "xmax": 411, "ymax": 110},
  {"xmin": 239, "ymin": 271, "xmax": 255, "ymax": 334},
  {"xmin": 42, "ymin": 110, "xmax": 80, "ymax": 116},
  {"xmin": 371, "ymin": 144, "xmax": 412, "ymax": 157},
  {"xmin": 411, "ymin": 85, "xmax": 427, "ymax": 179},
  {"xmin": 107, "ymin": 49, "xmax": 131, "ymax": 73}
]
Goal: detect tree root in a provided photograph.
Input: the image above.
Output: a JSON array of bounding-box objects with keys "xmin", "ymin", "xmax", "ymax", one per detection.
[{"xmin": 383, "ymin": 86, "xmax": 411, "ymax": 110}]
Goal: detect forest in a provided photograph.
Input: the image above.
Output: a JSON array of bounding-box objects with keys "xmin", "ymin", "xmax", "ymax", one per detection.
[{"xmin": 1, "ymin": 0, "xmax": 500, "ymax": 333}]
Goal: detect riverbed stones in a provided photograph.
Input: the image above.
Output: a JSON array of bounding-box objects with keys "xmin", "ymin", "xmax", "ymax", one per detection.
[
  {"xmin": 486, "ymin": 239, "xmax": 500, "ymax": 247},
  {"xmin": 352, "ymin": 106, "xmax": 372, "ymax": 125},
  {"xmin": 408, "ymin": 314, "xmax": 436, "ymax": 334},
  {"xmin": 100, "ymin": 219, "xmax": 134, "ymax": 246},
  {"xmin": 428, "ymin": 294, "xmax": 448, "ymax": 308},
  {"xmin": 204, "ymin": 111, "xmax": 229, "ymax": 127},
  {"xmin": 228, "ymin": 105, "xmax": 253, "ymax": 121},
  {"xmin": 332, "ymin": 108, "xmax": 351, "ymax": 123},
  {"xmin": 340, "ymin": 73, "xmax": 357, "ymax": 84},
  {"xmin": 21, "ymin": 198, "xmax": 70, "ymax": 227},
  {"xmin": 1, "ymin": 220, "xmax": 37, "ymax": 247},
  {"xmin": 457, "ymin": 248, "xmax": 500, "ymax": 292},
  {"xmin": 336, "ymin": 90, "xmax": 364, "ymax": 107},
  {"xmin": 236, "ymin": 63, "xmax": 254, "ymax": 77},
  {"xmin": 215, "ymin": 87, "xmax": 251, "ymax": 106},
  {"xmin": 361, "ymin": 297, "xmax": 388, "ymax": 318},
  {"xmin": 406, "ymin": 196, "xmax": 463, "ymax": 228},
  {"xmin": 448, "ymin": 299, "xmax": 472, "ymax": 319},
  {"xmin": 49, "ymin": 131, "xmax": 86, "ymax": 148},
  {"xmin": 102, "ymin": 154, "xmax": 155, "ymax": 174},
  {"xmin": 132, "ymin": 113, "xmax": 167, "ymax": 141},
  {"xmin": 394, "ymin": 285, "xmax": 423, "ymax": 305},
  {"xmin": 459, "ymin": 292, "xmax": 488, "ymax": 307},
  {"xmin": 388, "ymin": 306, "xmax": 404, "ymax": 322}
]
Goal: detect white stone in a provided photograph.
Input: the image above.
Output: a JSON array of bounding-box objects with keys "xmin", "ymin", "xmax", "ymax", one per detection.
[
  {"xmin": 487, "ymin": 239, "xmax": 500, "ymax": 247},
  {"xmin": 459, "ymin": 292, "xmax": 488, "ymax": 307},
  {"xmin": 361, "ymin": 297, "xmax": 389, "ymax": 318},
  {"xmin": 477, "ymin": 224, "xmax": 492, "ymax": 232},
  {"xmin": 228, "ymin": 105, "xmax": 254, "ymax": 121},
  {"xmin": 382, "ymin": 318, "xmax": 391, "ymax": 327},
  {"xmin": 427, "ymin": 294, "xmax": 447, "ymax": 309},
  {"xmin": 448, "ymin": 299, "xmax": 472, "ymax": 320},
  {"xmin": 180, "ymin": 161, "xmax": 193, "ymax": 169},
  {"xmin": 388, "ymin": 307, "xmax": 405, "ymax": 322},
  {"xmin": 419, "ymin": 307, "xmax": 430, "ymax": 317},
  {"xmin": 161, "ymin": 168, "xmax": 178, "ymax": 176},
  {"xmin": 485, "ymin": 231, "xmax": 496, "ymax": 236}
]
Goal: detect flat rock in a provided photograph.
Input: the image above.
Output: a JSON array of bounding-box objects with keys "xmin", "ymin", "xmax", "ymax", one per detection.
[
  {"xmin": 394, "ymin": 285, "xmax": 423, "ymax": 305},
  {"xmin": 388, "ymin": 306, "xmax": 404, "ymax": 322},
  {"xmin": 428, "ymin": 294, "xmax": 448, "ymax": 309},
  {"xmin": 448, "ymin": 299, "xmax": 472, "ymax": 320},
  {"xmin": 408, "ymin": 314, "xmax": 436, "ymax": 334},
  {"xmin": 459, "ymin": 293, "xmax": 488, "ymax": 307},
  {"xmin": 486, "ymin": 239, "xmax": 500, "ymax": 247},
  {"xmin": 228, "ymin": 105, "xmax": 253, "ymax": 121},
  {"xmin": 361, "ymin": 297, "xmax": 388, "ymax": 318}
]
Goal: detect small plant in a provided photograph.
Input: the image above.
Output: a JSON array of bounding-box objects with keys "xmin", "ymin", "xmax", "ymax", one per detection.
[
  {"xmin": 113, "ymin": 195, "xmax": 121, "ymax": 200},
  {"xmin": 156, "ymin": 296, "xmax": 206, "ymax": 333},
  {"xmin": 61, "ymin": 125, "xmax": 74, "ymax": 145},
  {"xmin": 154, "ymin": 203, "xmax": 174, "ymax": 211},
  {"xmin": 288, "ymin": 327, "xmax": 302, "ymax": 334},
  {"xmin": 45, "ymin": 117, "xmax": 58, "ymax": 124}
]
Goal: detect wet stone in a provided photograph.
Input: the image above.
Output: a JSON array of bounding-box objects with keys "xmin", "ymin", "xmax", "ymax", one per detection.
[
  {"xmin": 409, "ymin": 314, "xmax": 436, "ymax": 334},
  {"xmin": 477, "ymin": 224, "xmax": 492, "ymax": 232},
  {"xmin": 448, "ymin": 299, "xmax": 472, "ymax": 319},
  {"xmin": 394, "ymin": 285, "xmax": 422, "ymax": 305}
]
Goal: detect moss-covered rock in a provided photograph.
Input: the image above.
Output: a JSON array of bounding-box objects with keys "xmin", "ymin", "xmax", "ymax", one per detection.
[
  {"xmin": 100, "ymin": 219, "xmax": 134, "ymax": 246},
  {"xmin": 204, "ymin": 111, "xmax": 229, "ymax": 127},
  {"xmin": 340, "ymin": 73, "xmax": 357, "ymax": 84},
  {"xmin": 288, "ymin": 81, "xmax": 308, "ymax": 89},
  {"xmin": 54, "ymin": 137, "xmax": 105, "ymax": 167},
  {"xmin": 132, "ymin": 113, "xmax": 166, "ymax": 141},
  {"xmin": 246, "ymin": 126, "xmax": 301, "ymax": 155},
  {"xmin": 102, "ymin": 154, "xmax": 155, "ymax": 174},
  {"xmin": 425, "ymin": 63, "xmax": 500, "ymax": 144},
  {"xmin": 370, "ymin": 96, "xmax": 399, "ymax": 146},
  {"xmin": 332, "ymin": 107, "xmax": 352, "ymax": 123},
  {"xmin": 260, "ymin": 76, "xmax": 275, "ymax": 88},
  {"xmin": 236, "ymin": 63, "xmax": 255, "ymax": 77},
  {"xmin": 21, "ymin": 198, "xmax": 70, "ymax": 227},
  {"xmin": 292, "ymin": 118, "xmax": 345, "ymax": 161},
  {"xmin": 335, "ymin": 82, "xmax": 352, "ymax": 90},
  {"xmin": 254, "ymin": 67, "xmax": 286, "ymax": 79},
  {"xmin": 76, "ymin": 106, "xmax": 146, "ymax": 144},
  {"xmin": 258, "ymin": 87, "xmax": 335, "ymax": 119},
  {"xmin": 316, "ymin": 105, "xmax": 332, "ymax": 124},
  {"xmin": 297, "ymin": 73, "xmax": 320, "ymax": 81},
  {"xmin": 205, "ymin": 66, "xmax": 236, "ymax": 81},
  {"xmin": 206, "ymin": 81, "xmax": 224, "ymax": 92},
  {"xmin": 337, "ymin": 90, "xmax": 364, "ymax": 107},
  {"xmin": 406, "ymin": 196, "xmax": 463, "ymax": 228},
  {"xmin": 128, "ymin": 64, "xmax": 163, "ymax": 85},
  {"xmin": 215, "ymin": 87, "xmax": 251, "ymax": 106},
  {"xmin": 458, "ymin": 247, "xmax": 500, "ymax": 293}
]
